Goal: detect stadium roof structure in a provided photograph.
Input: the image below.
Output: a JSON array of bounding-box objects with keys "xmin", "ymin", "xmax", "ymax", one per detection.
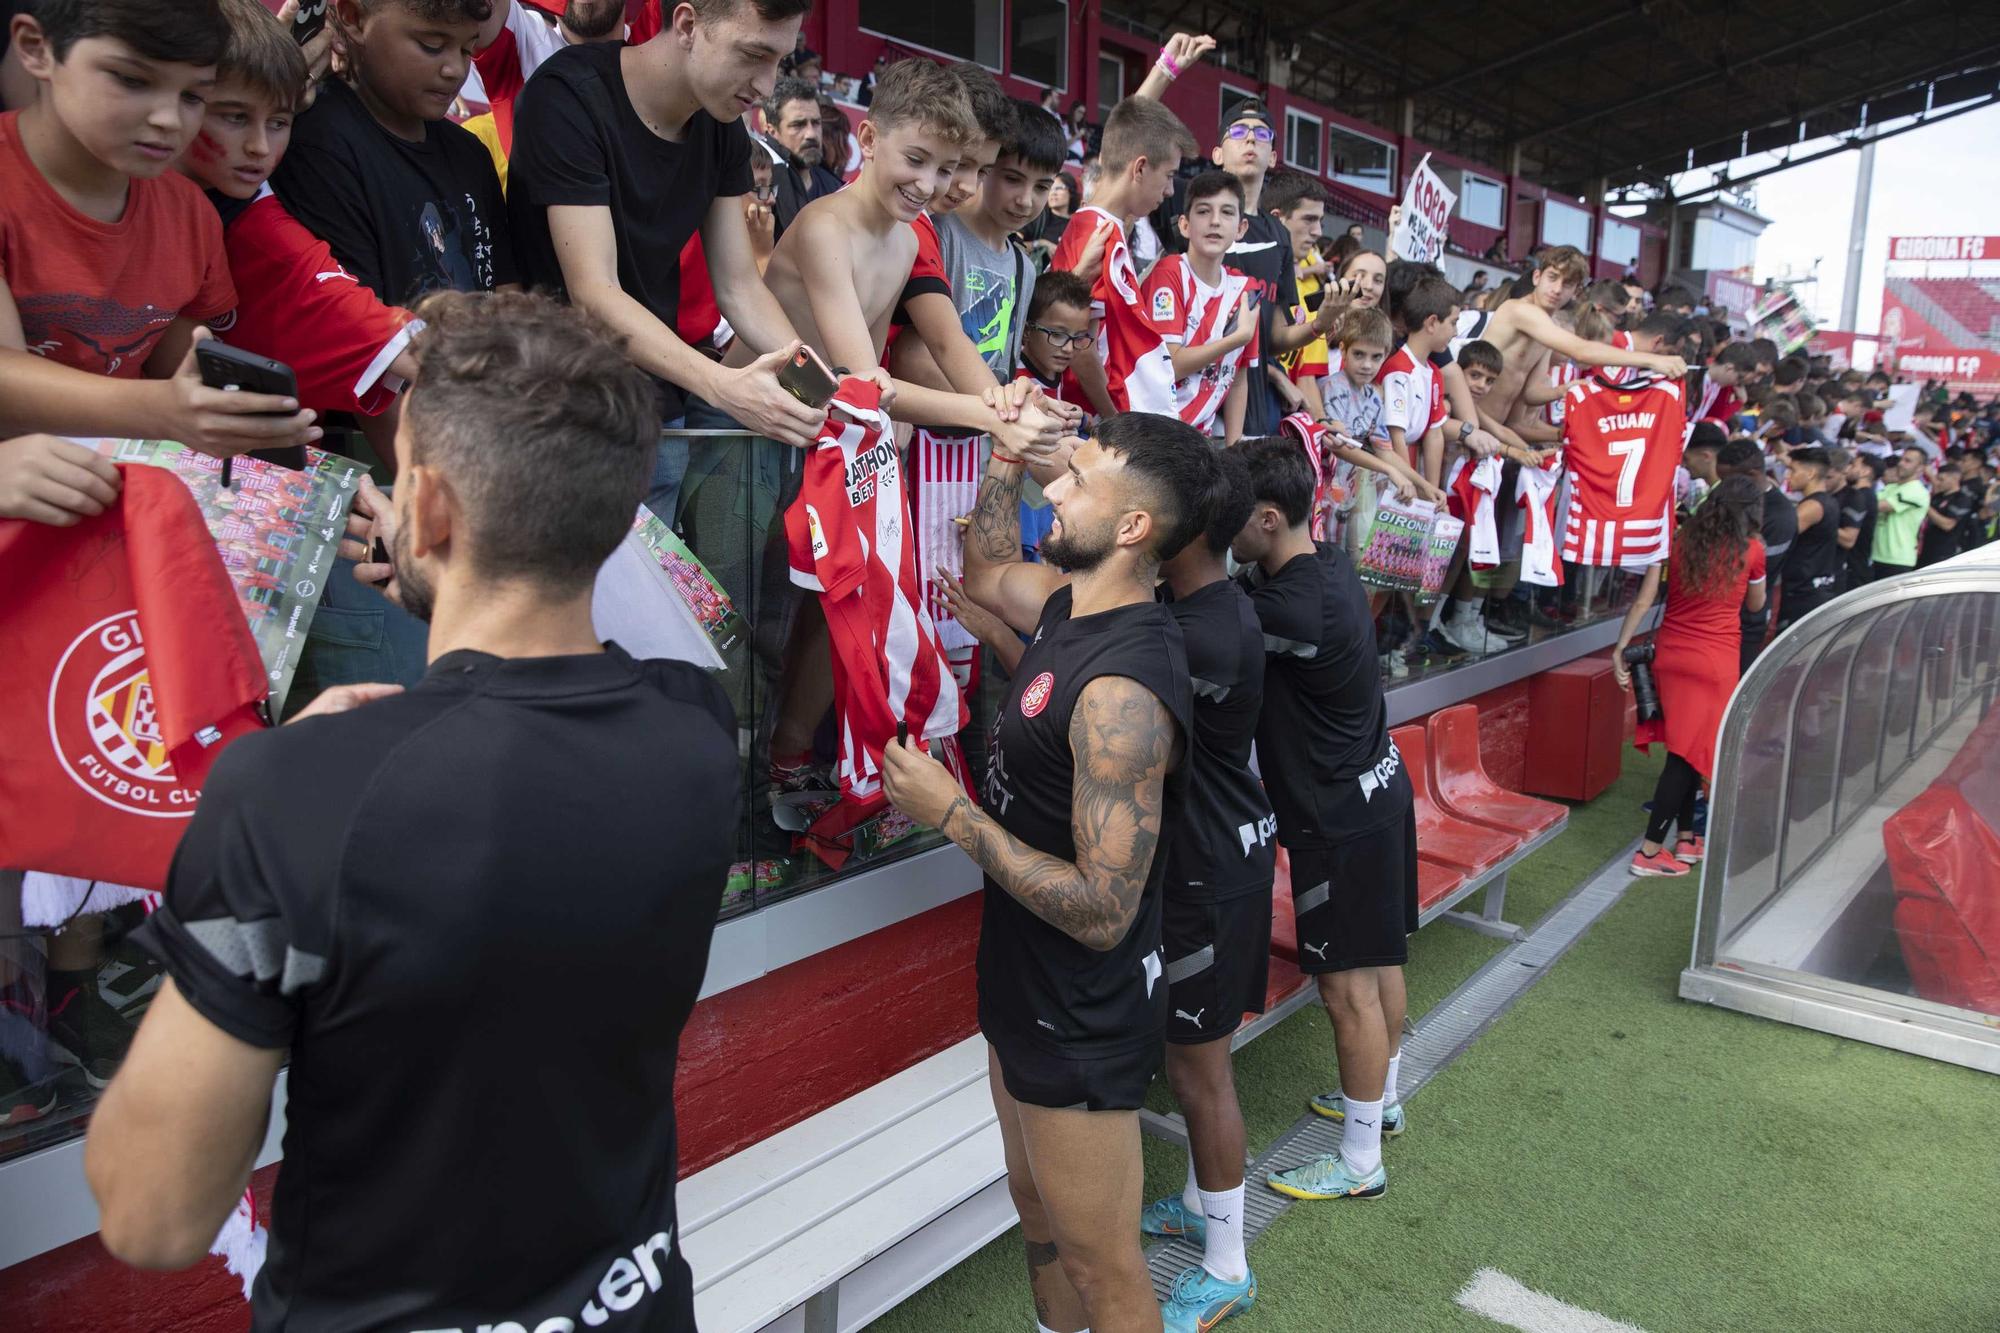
[{"xmin": 1103, "ymin": 0, "xmax": 2000, "ymax": 198}]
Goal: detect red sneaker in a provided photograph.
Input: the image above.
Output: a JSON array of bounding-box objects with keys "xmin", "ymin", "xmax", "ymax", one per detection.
[
  {"xmin": 1630, "ymin": 848, "xmax": 1690, "ymax": 877},
  {"xmin": 1673, "ymin": 835, "xmax": 1706, "ymax": 864}
]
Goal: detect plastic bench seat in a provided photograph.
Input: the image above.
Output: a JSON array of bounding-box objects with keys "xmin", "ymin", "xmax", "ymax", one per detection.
[
  {"xmin": 1427, "ymin": 704, "xmax": 1567, "ymax": 837},
  {"xmin": 1393, "ymin": 724, "xmax": 1519, "ymax": 873},
  {"xmin": 1417, "ymin": 855, "xmax": 1469, "ymax": 912}
]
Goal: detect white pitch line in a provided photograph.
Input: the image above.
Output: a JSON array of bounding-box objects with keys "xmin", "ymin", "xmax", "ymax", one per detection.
[{"xmin": 1456, "ymin": 1268, "xmax": 1651, "ymax": 1333}]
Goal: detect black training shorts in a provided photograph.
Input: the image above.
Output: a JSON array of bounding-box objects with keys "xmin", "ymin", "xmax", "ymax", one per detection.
[
  {"xmin": 989, "ymin": 1034, "xmax": 1161, "ymax": 1112},
  {"xmin": 1286, "ymin": 804, "xmax": 1419, "ymax": 974},
  {"xmin": 1163, "ymin": 891, "xmax": 1273, "ymax": 1045}
]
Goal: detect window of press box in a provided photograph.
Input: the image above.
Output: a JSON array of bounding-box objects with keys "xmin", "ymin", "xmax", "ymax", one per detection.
[
  {"xmin": 1459, "ymin": 173, "xmax": 1505, "ymax": 229},
  {"xmin": 1540, "ymin": 198, "xmax": 1593, "ymax": 253},
  {"xmin": 1329, "ymin": 125, "xmax": 1396, "ymax": 196},
  {"xmin": 1010, "ymin": 0, "xmax": 1066, "ymax": 91},
  {"xmin": 1600, "ymin": 217, "xmax": 1641, "ymax": 270},
  {"xmin": 859, "ymin": 0, "xmax": 1002, "ymax": 68},
  {"xmin": 1097, "ymin": 53, "xmax": 1126, "ymax": 118},
  {"xmin": 1284, "ymin": 109, "xmax": 1323, "ymax": 175}
]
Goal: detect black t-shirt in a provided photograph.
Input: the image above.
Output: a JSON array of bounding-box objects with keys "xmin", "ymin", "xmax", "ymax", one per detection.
[
  {"xmin": 1921, "ymin": 488, "xmax": 1979, "ymax": 565},
  {"xmin": 136, "ymin": 646, "xmax": 737, "ymax": 1333},
  {"xmin": 1229, "ymin": 211, "xmax": 1300, "ymax": 437},
  {"xmin": 1243, "ymin": 542, "xmax": 1411, "ymax": 849},
  {"xmin": 1783, "ymin": 490, "xmax": 1842, "ymax": 606},
  {"xmin": 272, "ymin": 78, "xmax": 515, "ymax": 306},
  {"xmin": 1746, "ymin": 486, "xmax": 1798, "ymax": 627},
  {"xmin": 1161, "ymin": 579, "xmax": 1274, "ymax": 901},
  {"xmin": 977, "ymin": 587, "xmax": 1191, "ymax": 1055},
  {"xmin": 508, "ymin": 41, "xmax": 753, "ymax": 420},
  {"xmin": 1835, "ymin": 484, "xmax": 1876, "ymax": 588}
]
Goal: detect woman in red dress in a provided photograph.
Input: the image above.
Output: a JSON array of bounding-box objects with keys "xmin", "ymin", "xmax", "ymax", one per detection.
[{"xmin": 1613, "ymin": 475, "xmax": 1768, "ymax": 877}]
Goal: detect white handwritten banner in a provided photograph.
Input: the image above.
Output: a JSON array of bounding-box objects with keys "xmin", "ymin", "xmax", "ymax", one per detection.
[{"xmin": 1391, "ymin": 154, "xmax": 1457, "ymax": 265}]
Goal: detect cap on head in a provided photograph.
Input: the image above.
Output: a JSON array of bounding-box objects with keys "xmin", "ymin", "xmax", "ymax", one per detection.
[{"xmin": 1221, "ymin": 96, "xmax": 1273, "ymax": 137}]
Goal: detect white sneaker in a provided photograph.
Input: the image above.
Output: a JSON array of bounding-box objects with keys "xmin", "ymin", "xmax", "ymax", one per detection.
[
  {"xmin": 1439, "ymin": 603, "xmax": 1488, "ymax": 656},
  {"xmin": 1385, "ymin": 648, "xmax": 1410, "ymax": 679}
]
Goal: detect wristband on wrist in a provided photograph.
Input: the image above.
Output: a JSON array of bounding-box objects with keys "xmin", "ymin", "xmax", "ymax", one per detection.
[
  {"xmin": 1155, "ymin": 51, "xmax": 1183, "ymax": 79},
  {"xmin": 990, "ymin": 450, "xmax": 1026, "ymax": 466}
]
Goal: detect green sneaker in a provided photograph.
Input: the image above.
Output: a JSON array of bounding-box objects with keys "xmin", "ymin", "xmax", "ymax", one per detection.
[
  {"xmin": 1160, "ymin": 1263, "xmax": 1255, "ymax": 1331},
  {"xmin": 1306, "ymin": 1092, "xmax": 1406, "ymax": 1136},
  {"xmin": 1139, "ymin": 1195, "xmax": 1206, "ymax": 1242},
  {"xmin": 1267, "ymin": 1152, "xmax": 1387, "ymax": 1202}
]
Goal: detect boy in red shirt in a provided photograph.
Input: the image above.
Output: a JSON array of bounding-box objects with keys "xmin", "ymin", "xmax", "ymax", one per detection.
[
  {"xmin": 1142, "ymin": 169, "xmax": 1259, "ymax": 439},
  {"xmin": 176, "ymin": 0, "xmax": 420, "ymax": 422},
  {"xmin": 0, "ymin": 0, "xmax": 319, "ymax": 455},
  {"xmin": 1047, "ymin": 93, "xmax": 1194, "ymax": 416}
]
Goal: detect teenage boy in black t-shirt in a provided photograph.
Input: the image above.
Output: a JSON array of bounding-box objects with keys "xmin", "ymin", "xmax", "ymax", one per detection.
[
  {"xmin": 507, "ymin": 0, "xmax": 830, "ymax": 519},
  {"xmin": 274, "ymin": 0, "xmax": 516, "ymax": 308},
  {"xmin": 1231, "ymin": 436, "xmax": 1418, "ymax": 1207},
  {"xmin": 87, "ymin": 292, "xmax": 738, "ymax": 1333},
  {"xmin": 883, "ymin": 412, "xmax": 1219, "ymax": 1333}
]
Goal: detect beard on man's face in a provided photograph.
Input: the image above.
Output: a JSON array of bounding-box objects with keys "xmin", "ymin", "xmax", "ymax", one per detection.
[
  {"xmin": 797, "ymin": 139, "xmax": 824, "ymax": 167},
  {"xmin": 1039, "ymin": 518, "xmax": 1113, "ymax": 574},
  {"xmin": 562, "ymin": 0, "xmax": 625, "ymax": 40},
  {"xmin": 391, "ymin": 518, "xmax": 438, "ymax": 625}
]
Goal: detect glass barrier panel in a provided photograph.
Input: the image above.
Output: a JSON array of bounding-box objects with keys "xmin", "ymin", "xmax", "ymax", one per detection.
[
  {"xmin": 1715, "ymin": 646, "xmax": 1812, "ymax": 940},
  {"xmin": 1714, "ymin": 591, "xmax": 2000, "ymax": 1027},
  {"xmin": 1832, "ymin": 603, "xmax": 1906, "ymax": 832},
  {"xmin": 1776, "ymin": 616, "xmax": 1866, "ymax": 886}
]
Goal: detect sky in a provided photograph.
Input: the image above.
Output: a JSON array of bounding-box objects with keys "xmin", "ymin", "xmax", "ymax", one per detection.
[{"xmin": 1676, "ymin": 102, "xmax": 2000, "ymax": 336}]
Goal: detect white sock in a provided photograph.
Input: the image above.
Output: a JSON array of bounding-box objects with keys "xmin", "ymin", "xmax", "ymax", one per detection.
[
  {"xmin": 1198, "ymin": 1184, "xmax": 1248, "ymax": 1282},
  {"xmin": 1182, "ymin": 1157, "xmax": 1201, "ymax": 1215},
  {"xmin": 1339, "ymin": 1092, "xmax": 1385, "ymax": 1175},
  {"xmin": 1384, "ymin": 1050, "xmax": 1402, "ymax": 1107},
  {"xmin": 1037, "ymin": 1324, "xmax": 1089, "ymax": 1333}
]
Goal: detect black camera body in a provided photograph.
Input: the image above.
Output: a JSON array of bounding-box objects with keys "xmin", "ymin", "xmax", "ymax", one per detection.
[{"xmin": 1622, "ymin": 641, "xmax": 1662, "ymax": 723}]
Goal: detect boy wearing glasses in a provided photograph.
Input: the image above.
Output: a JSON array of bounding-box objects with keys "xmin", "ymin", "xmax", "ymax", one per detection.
[
  {"xmin": 1017, "ymin": 269, "xmax": 1095, "ymax": 415},
  {"xmin": 1213, "ymin": 98, "xmax": 1331, "ymax": 437}
]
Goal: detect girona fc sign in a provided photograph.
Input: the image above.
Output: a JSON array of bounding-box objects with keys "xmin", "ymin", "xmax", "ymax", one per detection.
[{"xmin": 46, "ymin": 611, "xmax": 199, "ymax": 819}]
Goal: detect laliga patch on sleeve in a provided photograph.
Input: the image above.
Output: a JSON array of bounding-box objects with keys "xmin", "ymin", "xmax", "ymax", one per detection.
[{"xmin": 1152, "ymin": 287, "xmax": 1177, "ymax": 324}]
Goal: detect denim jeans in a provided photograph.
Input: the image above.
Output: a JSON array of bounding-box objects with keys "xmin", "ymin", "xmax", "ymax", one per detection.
[
  {"xmin": 284, "ymin": 556, "xmax": 431, "ymax": 718},
  {"xmin": 647, "ymin": 416, "xmax": 690, "ymax": 523}
]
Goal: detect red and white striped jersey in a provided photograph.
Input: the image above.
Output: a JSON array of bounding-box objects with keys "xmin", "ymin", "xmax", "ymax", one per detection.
[
  {"xmin": 1047, "ymin": 205, "xmax": 1177, "ymax": 414},
  {"xmin": 908, "ymin": 429, "xmax": 985, "ymax": 652},
  {"xmin": 786, "ymin": 381, "xmax": 967, "ymax": 809},
  {"xmin": 1560, "ymin": 374, "xmax": 1687, "ymax": 568},
  {"xmin": 1140, "ymin": 253, "xmax": 1258, "ymax": 434},
  {"xmin": 1376, "ymin": 346, "xmax": 1445, "ymax": 453},
  {"xmin": 1447, "ymin": 454, "xmax": 1505, "ymax": 568},
  {"xmin": 1594, "ymin": 330, "xmax": 1639, "ymax": 388},
  {"xmin": 1517, "ymin": 457, "xmax": 1566, "ymax": 587}
]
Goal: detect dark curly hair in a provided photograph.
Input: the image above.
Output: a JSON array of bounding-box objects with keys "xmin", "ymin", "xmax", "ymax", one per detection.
[{"xmin": 1676, "ymin": 473, "xmax": 1762, "ymax": 599}]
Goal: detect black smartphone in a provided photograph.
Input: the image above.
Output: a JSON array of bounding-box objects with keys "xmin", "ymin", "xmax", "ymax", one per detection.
[
  {"xmin": 291, "ymin": 0, "xmax": 328, "ymax": 45},
  {"xmin": 776, "ymin": 345, "xmax": 841, "ymax": 410},
  {"xmin": 196, "ymin": 340, "xmax": 305, "ymax": 480}
]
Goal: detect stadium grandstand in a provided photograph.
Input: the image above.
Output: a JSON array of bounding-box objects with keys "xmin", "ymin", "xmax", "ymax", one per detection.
[{"xmin": 1, "ymin": 2, "xmax": 1996, "ymax": 1332}]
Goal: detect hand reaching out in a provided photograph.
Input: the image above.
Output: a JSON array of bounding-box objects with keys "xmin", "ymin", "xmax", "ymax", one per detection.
[
  {"xmin": 0, "ymin": 434, "xmax": 122, "ymax": 526},
  {"xmin": 1161, "ymin": 33, "xmax": 1217, "ymax": 68},
  {"xmin": 934, "ymin": 567, "xmax": 1009, "ymax": 644}
]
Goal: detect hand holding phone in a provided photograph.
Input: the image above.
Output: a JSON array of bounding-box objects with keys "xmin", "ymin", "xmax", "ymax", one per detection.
[
  {"xmin": 196, "ymin": 339, "xmax": 307, "ymax": 484},
  {"xmin": 776, "ymin": 344, "xmax": 842, "ymax": 410}
]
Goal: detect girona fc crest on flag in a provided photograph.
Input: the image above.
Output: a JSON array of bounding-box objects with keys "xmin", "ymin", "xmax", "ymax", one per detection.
[{"xmin": 48, "ymin": 610, "xmax": 194, "ymax": 818}]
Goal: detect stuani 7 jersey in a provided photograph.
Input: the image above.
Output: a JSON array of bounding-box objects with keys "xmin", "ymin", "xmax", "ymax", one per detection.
[{"xmin": 1560, "ymin": 373, "xmax": 1688, "ymax": 567}]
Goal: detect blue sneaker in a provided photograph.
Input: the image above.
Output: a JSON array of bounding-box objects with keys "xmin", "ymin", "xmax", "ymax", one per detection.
[
  {"xmin": 1160, "ymin": 1263, "xmax": 1256, "ymax": 1332},
  {"xmin": 1306, "ymin": 1092, "xmax": 1406, "ymax": 1136},
  {"xmin": 1267, "ymin": 1152, "xmax": 1387, "ymax": 1201},
  {"xmin": 1139, "ymin": 1195, "xmax": 1206, "ymax": 1242}
]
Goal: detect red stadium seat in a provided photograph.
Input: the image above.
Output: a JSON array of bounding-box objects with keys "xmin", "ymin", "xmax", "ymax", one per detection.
[
  {"xmin": 1427, "ymin": 704, "xmax": 1567, "ymax": 837},
  {"xmin": 1393, "ymin": 724, "xmax": 1518, "ymax": 873},
  {"xmin": 1416, "ymin": 856, "xmax": 1468, "ymax": 912}
]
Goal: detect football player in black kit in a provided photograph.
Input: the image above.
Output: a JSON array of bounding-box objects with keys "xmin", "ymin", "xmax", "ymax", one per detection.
[
  {"xmin": 1229, "ymin": 438, "xmax": 1419, "ymax": 1205},
  {"xmin": 882, "ymin": 412, "xmax": 1217, "ymax": 1333}
]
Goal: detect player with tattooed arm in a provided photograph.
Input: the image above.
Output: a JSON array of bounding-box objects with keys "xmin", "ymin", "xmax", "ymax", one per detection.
[{"xmin": 882, "ymin": 413, "xmax": 1222, "ymax": 1333}]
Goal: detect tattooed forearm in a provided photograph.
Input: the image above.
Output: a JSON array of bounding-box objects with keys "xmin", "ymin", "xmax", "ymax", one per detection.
[
  {"xmin": 967, "ymin": 466, "xmax": 1026, "ymax": 567},
  {"xmin": 940, "ymin": 676, "xmax": 1174, "ymax": 951}
]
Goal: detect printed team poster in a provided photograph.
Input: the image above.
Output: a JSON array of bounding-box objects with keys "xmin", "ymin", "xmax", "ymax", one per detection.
[
  {"xmin": 88, "ymin": 439, "xmax": 364, "ymax": 716},
  {"xmin": 631, "ymin": 505, "xmax": 746, "ymax": 655}
]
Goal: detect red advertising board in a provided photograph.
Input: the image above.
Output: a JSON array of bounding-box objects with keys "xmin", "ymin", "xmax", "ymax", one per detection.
[
  {"xmin": 1887, "ymin": 235, "xmax": 2000, "ymax": 262},
  {"xmin": 1885, "ymin": 346, "xmax": 2000, "ymax": 384}
]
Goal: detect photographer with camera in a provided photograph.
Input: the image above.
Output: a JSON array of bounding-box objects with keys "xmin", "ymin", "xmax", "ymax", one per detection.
[{"xmin": 1612, "ymin": 474, "xmax": 1769, "ymax": 878}]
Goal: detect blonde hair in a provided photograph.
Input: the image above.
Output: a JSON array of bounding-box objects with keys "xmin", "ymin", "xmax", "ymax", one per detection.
[
  {"xmin": 1098, "ymin": 95, "xmax": 1196, "ymax": 173},
  {"xmin": 866, "ymin": 58, "xmax": 978, "ymax": 147}
]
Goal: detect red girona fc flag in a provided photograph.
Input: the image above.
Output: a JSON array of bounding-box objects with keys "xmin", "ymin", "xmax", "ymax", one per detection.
[{"xmin": 0, "ymin": 465, "xmax": 267, "ymax": 889}]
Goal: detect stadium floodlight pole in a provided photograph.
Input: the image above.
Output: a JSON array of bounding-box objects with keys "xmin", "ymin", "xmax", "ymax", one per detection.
[{"xmin": 1839, "ymin": 126, "xmax": 1877, "ymax": 332}]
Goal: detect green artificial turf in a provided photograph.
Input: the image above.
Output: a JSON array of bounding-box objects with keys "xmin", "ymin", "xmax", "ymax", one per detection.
[{"xmin": 868, "ymin": 749, "xmax": 2000, "ymax": 1332}]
